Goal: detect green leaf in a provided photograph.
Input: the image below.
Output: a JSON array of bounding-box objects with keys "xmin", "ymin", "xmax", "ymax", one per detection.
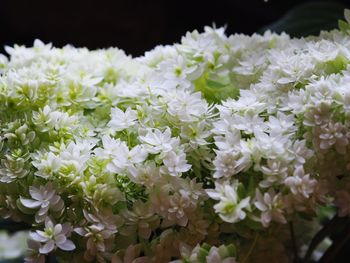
[
  {"xmin": 247, "ymin": 176, "xmax": 256, "ymax": 196},
  {"xmin": 260, "ymin": 1, "xmax": 346, "ymax": 37},
  {"xmin": 207, "ymin": 80, "xmax": 228, "ymax": 89},
  {"xmin": 237, "ymin": 183, "xmax": 246, "ymax": 200},
  {"xmin": 226, "ymin": 244, "xmax": 237, "ymax": 257},
  {"xmin": 194, "ymin": 72, "xmax": 239, "ymax": 103},
  {"xmin": 338, "ymin": 19, "xmax": 350, "ymax": 32},
  {"xmin": 197, "ymin": 247, "xmax": 209, "ymax": 263},
  {"xmin": 245, "ymin": 217, "xmax": 262, "ymax": 231}
]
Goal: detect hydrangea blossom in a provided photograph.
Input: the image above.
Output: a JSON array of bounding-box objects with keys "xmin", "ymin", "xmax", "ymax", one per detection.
[
  {"xmin": 2, "ymin": 10, "xmax": 350, "ymax": 263},
  {"xmin": 29, "ymin": 218, "xmax": 75, "ymax": 254},
  {"xmin": 20, "ymin": 182, "xmax": 64, "ymax": 223}
]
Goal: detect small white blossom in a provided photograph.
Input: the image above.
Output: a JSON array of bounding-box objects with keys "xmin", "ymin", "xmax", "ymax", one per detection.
[
  {"xmin": 213, "ymin": 149, "xmax": 251, "ymax": 178},
  {"xmin": 20, "ymin": 182, "xmax": 64, "ymax": 223},
  {"xmin": 166, "ymin": 91, "xmax": 209, "ymax": 122},
  {"xmin": 315, "ymin": 122, "xmax": 349, "ymax": 154},
  {"xmin": 31, "ymin": 151, "xmax": 61, "ymax": 179},
  {"xmin": 29, "ymin": 217, "xmax": 75, "ymax": 254},
  {"xmin": 108, "ymin": 107, "xmax": 138, "ymax": 131},
  {"xmin": 25, "ymin": 239, "xmax": 45, "ymax": 263},
  {"xmin": 255, "ymin": 189, "xmax": 287, "ymax": 227},
  {"xmin": 96, "ymin": 135, "xmax": 148, "ymax": 174},
  {"xmin": 206, "ymin": 182, "xmax": 250, "ymax": 223},
  {"xmin": 161, "ymin": 151, "xmax": 192, "ymax": 176},
  {"xmin": 139, "ymin": 128, "xmax": 180, "ymax": 154},
  {"xmin": 259, "ymin": 159, "xmax": 289, "ymax": 188},
  {"xmin": 285, "ymin": 166, "xmax": 317, "ymax": 198}
]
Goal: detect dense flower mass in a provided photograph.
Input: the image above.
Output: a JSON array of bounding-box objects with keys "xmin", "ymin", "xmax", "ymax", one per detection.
[{"xmin": 3, "ymin": 11, "xmax": 350, "ymax": 263}]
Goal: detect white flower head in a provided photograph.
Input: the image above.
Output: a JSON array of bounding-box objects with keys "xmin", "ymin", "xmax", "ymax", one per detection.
[
  {"xmin": 161, "ymin": 151, "xmax": 192, "ymax": 176},
  {"xmin": 29, "ymin": 217, "xmax": 75, "ymax": 254},
  {"xmin": 139, "ymin": 127, "xmax": 180, "ymax": 154},
  {"xmin": 254, "ymin": 188, "xmax": 287, "ymax": 227},
  {"xmin": 20, "ymin": 182, "xmax": 64, "ymax": 223},
  {"xmin": 206, "ymin": 182, "xmax": 250, "ymax": 223},
  {"xmin": 108, "ymin": 107, "xmax": 138, "ymax": 132}
]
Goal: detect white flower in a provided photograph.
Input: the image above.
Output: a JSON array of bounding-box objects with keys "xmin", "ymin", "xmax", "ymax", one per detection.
[
  {"xmin": 214, "ymin": 130, "xmax": 241, "ymax": 150},
  {"xmin": 95, "ymin": 135, "xmax": 124, "ymax": 159},
  {"xmin": 259, "ymin": 159, "xmax": 289, "ymax": 188},
  {"xmin": 266, "ymin": 112, "xmax": 296, "ymax": 137},
  {"xmin": 206, "ymin": 246, "xmax": 237, "ymax": 263},
  {"xmin": 108, "ymin": 107, "xmax": 138, "ymax": 131},
  {"xmin": 30, "ymin": 217, "xmax": 75, "ymax": 254},
  {"xmin": 74, "ymin": 211, "xmax": 118, "ymax": 260},
  {"xmin": 122, "ymin": 200, "xmax": 159, "ymax": 239},
  {"xmin": 120, "ymin": 146, "xmax": 146, "ymax": 172},
  {"xmin": 161, "ymin": 151, "xmax": 191, "ymax": 176},
  {"xmin": 303, "ymin": 102, "xmax": 331, "ymax": 127},
  {"xmin": 166, "ymin": 192, "xmax": 194, "ymax": 226},
  {"xmin": 57, "ymin": 141, "xmax": 92, "ymax": 178},
  {"xmin": 139, "ymin": 128, "xmax": 180, "ymax": 154},
  {"xmin": 20, "ymin": 182, "xmax": 64, "ymax": 223},
  {"xmin": 218, "ymin": 90, "xmax": 266, "ymax": 115},
  {"xmin": 315, "ymin": 122, "xmax": 349, "ymax": 154},
  {"xmin": 254, "ymin": 189, "xmax": 286, "ymax": 227},
  {"xmin": 128, "ymin": 162, "xmax": 160, "ymax": 187},
  {"xmin": 96, "ymin": 135, "xmax": 148, "ymax": 174},
  {"xmin": 32, "ymin": 105, "xmax": 78, "ymax": 133},
  {"xmin": 158, "ymin": 54, "xmax": 202, "ymax": 81},
  {"xmin": 308, "ymin": 40, "xmax": 340, "ymax": 62},
  {"xmin": 31, "ymin": 151, "xmax": 61, "ymax": 179},
  {"xmin": 230, "ymin": 111, "xmax": 266, "ymax": 134},
  {"xmin": 206, "ymin": 182, "xmax": 250, "ymax": 223},
  {"xmin": 291, "ymin": 140, "xmax": 314, "ymax": 165},
  {"xmin": 166, "ymin": 91, "xmax": 209, "ymax": 122},
  {"xmin": 180, "ymin": 121, "xmax": 211, "ymax": 147},
  {"xmin": 285, "ymin": 166, "xmax": 317, "ymax": 198},
  {"xmin": 213, "ymin": 149, "xmax": 251, "ymax": 178},
  {"xmin": 25, "ymin": 239, "xmax": 45, "ymax": 263},
  {"xmin": 253, "ymin": 130, "xmax": 292, "ymax": 161}
]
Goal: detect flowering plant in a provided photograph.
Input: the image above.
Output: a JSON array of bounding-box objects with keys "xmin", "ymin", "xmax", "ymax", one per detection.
[{"xmin": 2, "ymin": 9, "xmax": 350, "ymax": 263}]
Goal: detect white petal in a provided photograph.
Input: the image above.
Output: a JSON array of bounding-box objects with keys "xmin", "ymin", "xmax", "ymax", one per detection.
[
  {"xmin": 29, "ymin": 187, "xmax": 43, "ymax": 200},
  {"xmin": 206, "ymin": 190, "xmax": 221, "ymax": 200},
  {"xmin": 39, "ymin": 240, "xmax": 55, "ymax": 254},
  {"xmin": 35, "ymin": 212, "xmax": 47, "ymax": 223},
  {"xmin": 57, "ymin": 239, "xmax": 76, "ymax": 251},
  {"xmin": 54, "ymin": 224, "xmax": 63, "ymax": 235},
  {"xmin": 254, "ymin": 201, "xmax": 267, "ymax": 212},
  {"xmin": 55, "ymin": 234, "xmax": 66, "ymax": 244},
  {"xmin": 20, "ymin": 198, "xmax": 42, "ymax": 208},
  {"xmin": 29, "ymin": 232, "xmax": 48, "ymax": 243},
  {"xmin": 74, "ymin": 227, "xmax": 87, "ymax": 236}
]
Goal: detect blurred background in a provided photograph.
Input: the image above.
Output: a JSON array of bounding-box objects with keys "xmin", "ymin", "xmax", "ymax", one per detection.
[{"xmin": 0, "ymin": 0, "xmax": 349, "ymax": 56}]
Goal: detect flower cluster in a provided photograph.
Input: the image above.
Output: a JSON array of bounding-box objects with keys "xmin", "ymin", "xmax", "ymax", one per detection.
[{"xmin": 2, "ymin": 10, "xmax": 350, "ymax": 263}]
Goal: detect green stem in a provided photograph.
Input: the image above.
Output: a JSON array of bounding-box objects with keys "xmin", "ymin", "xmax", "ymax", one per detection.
[{"xmin": 242, "ymin": 233, "xmax": 258, "ymax": 263}]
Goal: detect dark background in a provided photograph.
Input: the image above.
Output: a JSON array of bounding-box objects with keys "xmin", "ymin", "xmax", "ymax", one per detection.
[{"xmin": 0, "ymin": 0, "xmax": 349, "ymax": 57}]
